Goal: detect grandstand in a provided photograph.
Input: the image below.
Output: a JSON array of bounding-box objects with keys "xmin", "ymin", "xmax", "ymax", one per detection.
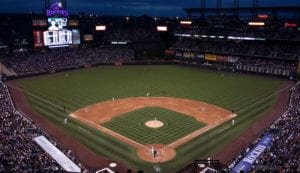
[
  {"xmin": 0, "ymin": 0, "xmax": 300, "ymax": 172},
  {"xmin": 0, "ymin": 81, "xmax": 86, "ymax": 172},
  {"xmin": 228, "ymin": 81, "xmax": 300, "ymax": 173}
]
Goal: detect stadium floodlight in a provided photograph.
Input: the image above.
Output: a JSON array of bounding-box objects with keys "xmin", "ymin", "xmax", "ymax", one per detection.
[
  {"xmin": 243, "ymin": 37, "xmax": 255, "ymax": 40},
  {"xmin": 156, "ymin": 26, "xmax": 168, "ymax": 32},
  {"xmin": 95, "ymin": 25, "xmax": 106, "ymax": 31},
  {"xmin": 111, "ymin": 41, "xmax": 127, "ymax": 45},
  {"xmin": 227, "ymin": 36, "xmax": 265, "ymax": 41},
  {"xmin": 258, "ymin": 14, "xmax": 268, "ymax": 19},
  {"xmin": 180, "ymin": 21, "xmax": 192, "ymax": 25},
  {"xmin": 255, "ymin": 38, "xmax": 266, "ymax": 41},
  {"xmin": 182, "ymin": 34, "xmax": 191, "ymax": 37},
  {"xmin": 174, "ymin": 34, "xmax": 191, "ymax": 37},
  {"xmin": 228, "ymin": 36, "xmax": 239, "ymax": 40},
  {"xmin": 248, "ymin": 22, "xmax": 265, "ymax": 26}
]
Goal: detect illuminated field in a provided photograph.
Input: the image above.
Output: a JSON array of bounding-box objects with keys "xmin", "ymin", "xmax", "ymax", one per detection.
[{"xmin": 15, "ymin": 65, "xmax": 286, "ymax": 172}]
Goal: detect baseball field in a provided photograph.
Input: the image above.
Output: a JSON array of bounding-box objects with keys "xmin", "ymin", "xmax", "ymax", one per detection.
[{"xmin": 11, "ymin": 65, "xmax": 288, "ymax": 172}]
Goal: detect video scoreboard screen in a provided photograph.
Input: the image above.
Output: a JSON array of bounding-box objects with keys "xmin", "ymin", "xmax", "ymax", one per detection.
[
  {"xmin": 47, "ymin": 18, "xmax": 67, "ymax": 31},
  {"xmin": 40, "ymin": 18, "xmax": 80, "ymax": 48},
  {"xmin": 44, "ymin": 18, "xmax": 71, "ymax": 47}
]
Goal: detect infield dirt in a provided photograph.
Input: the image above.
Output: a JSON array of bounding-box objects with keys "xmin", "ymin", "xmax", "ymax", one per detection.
[{"xmin": 70, "ymin": 97, "xmax": 236, "ymax": 162}]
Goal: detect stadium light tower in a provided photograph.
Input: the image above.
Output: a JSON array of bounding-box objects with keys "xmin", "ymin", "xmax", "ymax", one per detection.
[{"xmin": 234, "ymin": 0, "xmax": 239, "ymax": 17}]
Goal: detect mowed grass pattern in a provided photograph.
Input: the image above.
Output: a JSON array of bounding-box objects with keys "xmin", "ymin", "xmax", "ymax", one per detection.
[
  {"xmin": 14, "ymin": 65, "xmax": 287, "ymax": 172},
  {"xmin": 16, "ymin": 66, "xmax": 283, "ymax": 112},
  {"xmin": 102, "ymin": 107, "xmax": 206, "ymax": 145}
]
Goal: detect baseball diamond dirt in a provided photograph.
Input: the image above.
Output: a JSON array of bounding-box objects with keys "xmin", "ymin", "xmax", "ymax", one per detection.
[
  {"xmin": 6, "ymin": 80, "xmax": 292, "ymax": 172},
  {"xmin": 70, "ymin": 97, "xmax": 236, "ymax": 162}
]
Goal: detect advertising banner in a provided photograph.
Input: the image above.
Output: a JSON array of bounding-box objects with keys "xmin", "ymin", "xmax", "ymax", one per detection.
[
  {"xmin": 32, "ymin": 19, "xmax": 47, "ymax": 26},
  {"xmin": 34, "ymin": 136, "xmax": 81, "ymax": 172},
  {"xmin": 228, "ymin": 56, "xmax": 239, "ymax": 63},
  {"xmin": 231, "ymin": 135, "xmax": 273, "ymax": 173},
  {"xmin": 83, "ymin": 34, "xmax": 94, "ymax": 41},
  {"xmin": 196, "ymin": 53, "xmax": 204, "ymax": 59},
  {"xmin": 216, "ymin": 55, "xmax": 228, "ymax": 62},
  {"xmin": 183, "ymin": 52, "xmax": 194, "ymax": 58},
  {"xmin": 33, "ymin": 31, "xmax": 44, "ymax": 47},
  {"xmin": 205, "ymin": 54, "xmax": 217, "ymax": 61},
  {"xmin": 72, "ymin": 29, "xmax": 80, "ymax": 44},
  {"xmin": 164, "ymin": 49, "xmax": 175, "ymax": 55},
  {"xmin": 175, "ymin": 51, "xmax": 182, "ymax": 57},
  {"xmin": 68, "ymin": 19, "xmax": 79, "ymax": 26}
]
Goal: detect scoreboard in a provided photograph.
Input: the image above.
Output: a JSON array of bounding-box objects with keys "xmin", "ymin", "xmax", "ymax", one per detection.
[
  {"xmin": 33, "ymin": 0, "xmax": 80, "ymax": 48},
  {"xmin": 43, "ymin": 30, "xmax": 72, "ymax": 46}
]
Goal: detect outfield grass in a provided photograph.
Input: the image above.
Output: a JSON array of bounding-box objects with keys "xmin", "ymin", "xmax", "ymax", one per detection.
[
  {"xmin": 14, "ymin": 65, "xmax": 286, "ymax": 172},
  {"xmin": 102, "ymin": 107, "xmax": 206, "ymax": 145}
]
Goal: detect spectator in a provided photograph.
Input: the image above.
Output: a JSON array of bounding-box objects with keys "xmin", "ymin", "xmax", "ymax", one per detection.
[
  {"xmin": 0, "ymin": 81, "xmax": 87, "ymax": 172},
  {"xmin": 3, "ymin": 46, "xmax": 134, "ymax": 75},
  {"xmin": 228, "ymin": 82, "xmax": 300, "ymax": 172}
]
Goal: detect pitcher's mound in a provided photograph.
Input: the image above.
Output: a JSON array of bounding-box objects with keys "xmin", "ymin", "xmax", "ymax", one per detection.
[{"xmin": 145, "ymin": 120, "xmax": 164, "ymax": 128}]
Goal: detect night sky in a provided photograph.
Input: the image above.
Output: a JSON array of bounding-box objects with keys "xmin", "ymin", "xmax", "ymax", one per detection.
[{"xmin": 0, "ymin": 0, "xmax": 300, "ymax": 17}]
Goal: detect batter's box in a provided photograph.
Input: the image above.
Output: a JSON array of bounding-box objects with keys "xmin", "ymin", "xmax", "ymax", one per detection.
[{"xmin": 193, "ymin": 159, "xmax": 224, "ymax": 173}]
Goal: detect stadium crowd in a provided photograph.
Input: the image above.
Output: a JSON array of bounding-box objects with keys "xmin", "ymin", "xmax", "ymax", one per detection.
[
  {"xmin": 228, "ymin": 82, "xmax": 300, "ymax": 172},
  {"xmin": 3, "ymin": 47, "xmax": 133, "ymax": 75},
  {"xmin": 0, "ymin": 81, "xmax": 87, "ymax": 172},
  {"xmin": 234, "ymin": 57, "xmax": 297, "ymax": 71},
  {"xmin": 252, "ymin": 82, "xmax": 300, "ymax": 172},
  {"xmin": 170, "ymin": 39, "xmax": 300, "ymax": 59}
]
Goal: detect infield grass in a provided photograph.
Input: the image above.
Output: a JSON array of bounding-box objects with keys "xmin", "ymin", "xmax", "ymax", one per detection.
[
  {"xmin": 102, "ymin": 107, "xmax": 206, "ymax": 145},
  {"xmin": 13, "ymin": 65, "xmax": 287, "ymax": 172}
]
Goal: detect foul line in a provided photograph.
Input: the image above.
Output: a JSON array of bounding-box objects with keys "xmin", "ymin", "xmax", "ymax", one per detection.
[
  {"xmin": 70, "ymin": 113, "xmax": 149, "ymax": 150},
  {"xmin": 165, "ymin": 113, "xmax": 237, "ymax": 149},
  {"xmin": 77, "ymin": 126, "xmax": 91, "ymax": 134},
  {"xmin": 236, "ymin": 83, "xmax": 293, "ymax": 113},
  {"xmin": 6, "ymin": 83, "xmax": 71, "ymax": 114}
]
